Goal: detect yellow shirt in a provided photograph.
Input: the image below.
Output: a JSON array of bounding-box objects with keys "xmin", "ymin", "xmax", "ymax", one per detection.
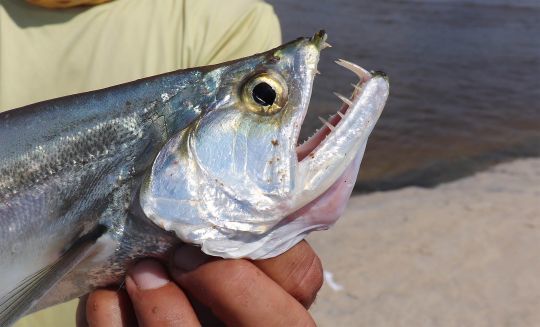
[
  {"xmin": 2, "ymin": 0, "xmax": 281, "ymax": 325},
  {"xmin": 0, "ymin": 0, "xmax": 281, "ymax": 112}
]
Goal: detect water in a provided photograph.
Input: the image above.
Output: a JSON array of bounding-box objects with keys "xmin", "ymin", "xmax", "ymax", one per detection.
[{"xmin": 267, "ymin": 0, "xmax": 540, "ymax": 191}]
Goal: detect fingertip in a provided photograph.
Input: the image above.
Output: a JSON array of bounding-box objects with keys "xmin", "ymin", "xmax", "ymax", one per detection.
[
  {"xmin": 128, "ymin": 259, "xmax": 170, "ymax": 290},
  {"xmin": 125, "ymin": 260, "xmax": 201, "ymax": 326},
  {"xmin": 76, "ymin": 295, "xmax": 89, "ymax": 327}
]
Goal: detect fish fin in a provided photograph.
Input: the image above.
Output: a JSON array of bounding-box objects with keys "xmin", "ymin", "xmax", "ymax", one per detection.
[{"xmin": 0, "ymin": 225, "xmax": 107, "ymax": 326}]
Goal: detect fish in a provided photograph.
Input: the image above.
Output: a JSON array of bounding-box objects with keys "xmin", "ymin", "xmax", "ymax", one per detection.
[{"xmin": 0, "ymin": 30, "xmax": 389, "ymax": 325}]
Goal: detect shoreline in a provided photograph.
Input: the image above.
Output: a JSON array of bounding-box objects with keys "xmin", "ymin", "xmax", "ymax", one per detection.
[
  {"xmin": 354, "ymin": 141, "xmax": 540, "ymax": 193},
  {"xmin": 308, "ymin": 157, "xmax": 540, "ymax": 326}
]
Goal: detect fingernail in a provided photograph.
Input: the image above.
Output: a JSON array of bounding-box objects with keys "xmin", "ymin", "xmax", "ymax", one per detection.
[
  {"xmin": 173, "ymin": 245, "xmax": 211, "ymax": 272},
  {"xmin": 129, "ymin": 259, "xmax": 170, "ymax": 290}
]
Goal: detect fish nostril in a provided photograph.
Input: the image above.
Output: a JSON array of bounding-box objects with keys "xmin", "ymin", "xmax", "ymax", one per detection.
[{"xmin": 252, "ymin": 82, "xmax": 276, "ymax": 106}]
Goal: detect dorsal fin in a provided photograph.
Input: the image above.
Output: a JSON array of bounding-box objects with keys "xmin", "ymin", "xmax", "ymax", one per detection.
[{"xmin": 0, "ymin": 225, "xmax": 107, "ymax": 326}]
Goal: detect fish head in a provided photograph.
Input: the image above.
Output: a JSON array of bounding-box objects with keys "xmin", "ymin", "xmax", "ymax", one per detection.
[
  {"xmin": 141, "ymin": 31, "xmax": 389, "ymax": 259},
  {"xmin": 186, "ymin": 32, "xmax": 324, "ymax": 211}
]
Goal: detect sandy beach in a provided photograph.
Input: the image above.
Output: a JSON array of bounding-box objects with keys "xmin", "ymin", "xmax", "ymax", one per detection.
[{"xmin": 308, "ymin": 158, "xmax": 540, "ymax": 326}]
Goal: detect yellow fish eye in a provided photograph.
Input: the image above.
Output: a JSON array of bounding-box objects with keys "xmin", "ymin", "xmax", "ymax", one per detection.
[{"xmin": 241, "ymin": 72, "xmax": 288, "ymax": 116}]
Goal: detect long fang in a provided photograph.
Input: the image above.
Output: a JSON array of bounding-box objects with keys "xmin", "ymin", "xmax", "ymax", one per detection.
[
  {"xmin": 351, "ymin": 83, "xmax": 363, "ymax": 91},
  {"xmin": 335, "ymin": 59, "xmax": 371, "ymax": 81},
  {"xmin": 333, "ymin": 92, "xmax": 353, "ymax": 106},
  {"xmin": 318, "ymin": 116, "xmax": 335, "ymax": 131}
]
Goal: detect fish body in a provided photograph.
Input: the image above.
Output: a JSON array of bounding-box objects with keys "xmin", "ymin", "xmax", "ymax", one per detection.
[
  {"xmin": 0, "ymin": 59, "xmax": 202, "ymax": 319},
  {"xmin": 0, "ymin": 31, "xmax": 389, "ymax": 325}
]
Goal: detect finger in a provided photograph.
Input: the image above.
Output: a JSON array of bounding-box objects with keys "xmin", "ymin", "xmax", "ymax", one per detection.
[
  {"xmin": 187, "ymin": 296, "xmax": 225, "ymax": 327},
  {"xmin": 253, "ymin": 240, "xmax": 323, "ymax": 308},
  {"xmin": 76, "ymin": 295, "xmax": 88, "ymax": 327},
  {"xmin": 169, "ymin": 246, "xmax": 316, "ymax": 327},
  {"xmin": 125, "ymin": 259, "xmax": 200, "ymax": 327},
  {"xmin": 85, "ymin": 288, "xmax": 136, "ymax": 327}
]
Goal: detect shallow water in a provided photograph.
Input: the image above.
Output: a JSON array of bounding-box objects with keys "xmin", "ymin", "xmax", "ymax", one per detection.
[{"xmin": 268, "ymin": 0, "xmax": 540, "ymax": 191}]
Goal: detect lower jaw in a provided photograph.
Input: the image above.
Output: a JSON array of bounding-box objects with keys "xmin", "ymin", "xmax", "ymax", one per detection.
[{"xmin": 284, "ymin": 144, "xmax": 365, "ymax": 226}]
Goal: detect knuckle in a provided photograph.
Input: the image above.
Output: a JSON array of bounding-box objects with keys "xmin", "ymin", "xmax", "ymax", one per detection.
[
  {"xmin": 223, "ymin": 259, "xmax": 260, "ymax": 281},
  {"xmin": 288, "ymin": 253, "xmax": 323, "ymax": 307},
  {"xmin": 218, "ymin": 259, "xmax": 260, "ymax": 297}
]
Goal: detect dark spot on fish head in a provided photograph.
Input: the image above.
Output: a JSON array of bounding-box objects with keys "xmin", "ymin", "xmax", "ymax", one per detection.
[
  {"xmin": 269, "ymin": 54, "xmax": 281, "ymax": 64},
  {"xmin": 371, "ymin": 70, "xmax": 388, "ymax": 79}
]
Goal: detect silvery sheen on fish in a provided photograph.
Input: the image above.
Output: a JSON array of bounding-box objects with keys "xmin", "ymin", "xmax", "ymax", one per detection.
[{"xmin": 0, "ymin": 31, "xmax": 389, "ymax": 325}]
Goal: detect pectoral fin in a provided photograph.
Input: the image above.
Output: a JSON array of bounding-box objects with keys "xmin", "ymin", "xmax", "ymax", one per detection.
[{"xmin": 0, "ymin": 225, "xmax": 107, "ymax": 326}]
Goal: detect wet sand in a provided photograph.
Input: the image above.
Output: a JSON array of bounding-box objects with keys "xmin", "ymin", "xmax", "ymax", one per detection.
[{"xmin": 308, "ymin": 158, "xmax": 540, "ymax": 326}]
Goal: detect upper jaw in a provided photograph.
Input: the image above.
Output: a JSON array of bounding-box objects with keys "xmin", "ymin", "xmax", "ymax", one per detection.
[{"xmin": 291, "ymin": 60, "xmax": 390, "ymax": 212}]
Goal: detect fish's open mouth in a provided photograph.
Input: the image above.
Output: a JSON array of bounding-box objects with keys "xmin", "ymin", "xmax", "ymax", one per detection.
[
  {"xmin": 286, "ymin": 53, "xmax": 389, "ymax": 226},
  {"xmin": 296, "ymin": 59, "xmax": 376, "ymax": 161}
]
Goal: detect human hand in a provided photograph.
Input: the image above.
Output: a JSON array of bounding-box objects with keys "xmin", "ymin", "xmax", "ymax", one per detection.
[{"xmin": 77, "ymin": 240, "xmax": 323, "ymax": 326}]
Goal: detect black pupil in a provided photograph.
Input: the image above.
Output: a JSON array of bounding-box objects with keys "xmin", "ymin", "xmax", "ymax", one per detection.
[{"xmin": 252, "ymin": 82, "xmax": 276, "ymax": 106}]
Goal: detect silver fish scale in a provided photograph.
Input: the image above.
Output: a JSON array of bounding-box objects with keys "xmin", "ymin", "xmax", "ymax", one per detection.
[
  {"xmin": 0, "ymin": 116, "xmax": 141, "ymax": 200},
  {"xmin": 0, "ymin": 116, "xmax": 142, "ymax": 237},
  {"xmin": 0, "ymin": 93, "xmax": 189, "ymax": 317}
]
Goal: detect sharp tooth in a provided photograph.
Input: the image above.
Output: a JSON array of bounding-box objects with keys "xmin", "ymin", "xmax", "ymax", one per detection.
[
  {"xmin": 322, "ymin": 41, "xmax": 332, "ymax": 49},
  {"xmin": 333, "ymin": 92, "xmax": 353, "ymax": 106},
  {"xmin": 337, "ymin": 111, "xmax": 346, "ymax": 119},
  {"xmin": 351, "ymin": 83, "xmax": 362, "ymax": 90},
  {"xmin": 318, "ymin": 116, "xmax": 335, "ymax": 131},
  {"xmin": 315, "ymin": 69, "xmax": 321, "ymax": 75},
  {"xmin": 351, "ymin": 83, "xmax": 365, "ymax": 97},
  {"xmin": 335, "ymin": 59, "xmax": 371, "ymax": 81}
]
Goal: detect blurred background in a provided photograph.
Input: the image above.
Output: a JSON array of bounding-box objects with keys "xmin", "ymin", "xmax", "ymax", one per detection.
[
  {"xmin": 268, "ymin": 0, "xmax": 540, "ymax": 192},
  {"xmin": 267, "ymin": 1, "xmax": 540, "ymax": 326}
]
